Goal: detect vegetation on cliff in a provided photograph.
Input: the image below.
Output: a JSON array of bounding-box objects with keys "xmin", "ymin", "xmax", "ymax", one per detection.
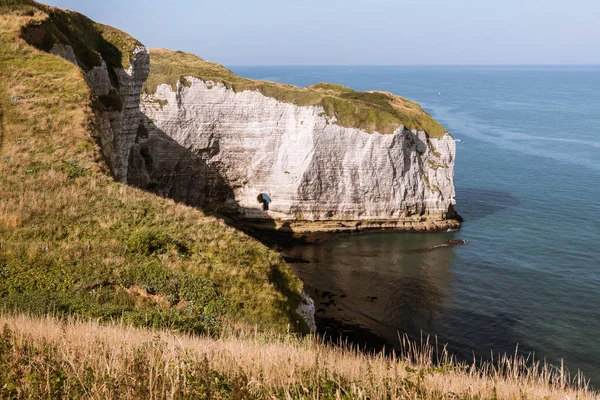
[
  {"xmin": 0, "ymin": 1, "xmax": 307, "ymax": 335},
  {"xmin": 144, "ymin": 48, "xmax": 447, "ymax": 137},
  {"xmin": 2, "ymin": 0, "xmax": 139, "ymax": 79}
]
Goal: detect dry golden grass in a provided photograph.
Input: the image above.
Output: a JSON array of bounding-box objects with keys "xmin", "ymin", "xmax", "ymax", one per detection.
[{"xmin": 0, "ymin": 313, "xmax": 596, "ymax": 399}]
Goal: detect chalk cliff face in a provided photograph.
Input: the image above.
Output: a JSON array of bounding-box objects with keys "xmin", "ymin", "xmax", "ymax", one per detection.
[
  {"xmin": 137, "ymin": 78, "xmax": 459, "ymax": 232},
  {"xmin": 89, "ymin": 46, "xmax": 150, "ymax": 183}
]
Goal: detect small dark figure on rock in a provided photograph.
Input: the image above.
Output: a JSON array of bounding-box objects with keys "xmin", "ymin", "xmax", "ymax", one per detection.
[{"xmin": 257, "ymin": 193, "xmax": 271, "ymax": 211}]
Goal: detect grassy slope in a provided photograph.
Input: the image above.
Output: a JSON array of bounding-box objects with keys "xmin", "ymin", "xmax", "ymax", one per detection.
[
  {"xmin": 144, "ymin": 48, "xmax": 447, "ymax": 137},
  {"xmin": 0, "ymin": 2, "xmax": 307, "ymax": 335},
  {"xmin": 1, "ymin": 314, "xmax": 596, "ymax": 399}
]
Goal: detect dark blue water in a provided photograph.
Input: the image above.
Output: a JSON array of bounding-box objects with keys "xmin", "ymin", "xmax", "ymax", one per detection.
[{"xmin": 231, "ymin": 66, "xmax": 600, "ymax": 384}]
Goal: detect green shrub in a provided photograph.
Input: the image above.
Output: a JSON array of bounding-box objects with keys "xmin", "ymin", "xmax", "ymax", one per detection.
[
  {"xmin": 127, "ymin": 228, "xmax": 174, "ymax": 256},
  {"xmin": 61, "ymin": 160, "xmax": 89, "ymax": 178}
]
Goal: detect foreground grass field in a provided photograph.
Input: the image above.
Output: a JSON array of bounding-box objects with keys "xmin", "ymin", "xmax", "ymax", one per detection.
[
  {"xmin": 0, "ymin": 1, "xmax": 307, "ymax": 334},
  {"xmin": 0, "ymin": 313, "xmax": 596, "ymax": 399}
]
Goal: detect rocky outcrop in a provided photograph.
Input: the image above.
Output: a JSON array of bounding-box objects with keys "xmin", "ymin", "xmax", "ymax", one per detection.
[
  {"xmin": 86, "ymin": 47, "xmax": 150, "ymax": 182},
  {"xmin": 137, "ymin": 78, "xmax": 459, "ymax": 232},
  {"xmin": 50, "ymin": 43, "xmax": 151, "ymax": 183},
  {"xmin": 296, "ymin": 291, "xmax": 317, "ymax": 333}
]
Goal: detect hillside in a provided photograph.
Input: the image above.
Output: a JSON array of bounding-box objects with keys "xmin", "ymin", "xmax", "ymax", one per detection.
[{"xmin": 0, "ymin": 0, "xmax": 309, "ymax": 334}]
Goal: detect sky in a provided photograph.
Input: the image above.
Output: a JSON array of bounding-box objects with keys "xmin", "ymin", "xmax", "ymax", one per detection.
[{"xmin": 44, "ymin": 0, "xmax": 600, "ymax": 66}]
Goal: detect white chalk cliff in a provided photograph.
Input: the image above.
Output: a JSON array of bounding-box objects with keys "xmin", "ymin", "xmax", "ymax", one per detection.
[{"xmin": 136, "ymin": 77, "xmax": 459, "ymax": 232}]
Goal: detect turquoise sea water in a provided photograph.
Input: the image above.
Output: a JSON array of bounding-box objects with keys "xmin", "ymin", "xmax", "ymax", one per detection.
[{"xmin": 231, "ymin": 66, "xmax": 600, "ymax": 384}]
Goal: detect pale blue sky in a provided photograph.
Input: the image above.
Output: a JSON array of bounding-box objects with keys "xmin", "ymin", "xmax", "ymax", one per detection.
[{"xmin": 45, "ymin": 0, "xmax": 600, "ymax": 65}]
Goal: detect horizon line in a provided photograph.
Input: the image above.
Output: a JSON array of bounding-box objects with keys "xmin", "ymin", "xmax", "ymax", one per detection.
[{"xmin": 226, "ymin": 64, "xmax": 600, "ymax": 68}]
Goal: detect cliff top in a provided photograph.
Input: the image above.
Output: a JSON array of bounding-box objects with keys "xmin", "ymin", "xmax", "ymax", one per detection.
[
  {"xmin": 1, "ymin": 0, "xmax": 141, "ymax": 86},
  {"xmin": 144, "ymin": 48, "xmax": 448, "ymax": 137}
]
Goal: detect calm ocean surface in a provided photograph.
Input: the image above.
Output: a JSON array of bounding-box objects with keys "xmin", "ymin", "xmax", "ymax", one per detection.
[{"xmin": 231, "ymin": 66, "xmax": 600, "ymax": 384}]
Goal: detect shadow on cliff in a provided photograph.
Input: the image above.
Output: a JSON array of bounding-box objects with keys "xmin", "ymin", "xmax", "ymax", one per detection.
[
  {"xmin": 125, "ymin": 113, "xmax": 301, "ymax": 250},
  {"xmin": 125, "ymin": 116, "xmax": 314, "ymax": 330},
  {"xmin": 19, "ymin": 9, "xmax": 257, "ymax": 230},
  {"xmin": 127, "ymin": 114, "xmax": 238, "ymax": 214},
  {"xmin": 125, "ymin": 116, "xmax": 459, "ymax": 250}
]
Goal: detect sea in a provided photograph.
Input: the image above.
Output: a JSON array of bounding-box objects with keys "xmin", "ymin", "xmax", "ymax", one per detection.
[{"xmin": 230, "ymin": 65, "xmax": 600, "ymax": 385}]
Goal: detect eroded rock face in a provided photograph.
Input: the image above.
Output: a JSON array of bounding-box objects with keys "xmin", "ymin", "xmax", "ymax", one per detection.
[
  {"xmin": 86, "ymin": 46, "xmax": 151, "ymax": 182},
  {"xmin": 139, "ymin": 79, "xmax": 458, "ymax": 231},
  {"xmin": 50, "ymin": 44, "xmax": 151, "ymax": 183}
]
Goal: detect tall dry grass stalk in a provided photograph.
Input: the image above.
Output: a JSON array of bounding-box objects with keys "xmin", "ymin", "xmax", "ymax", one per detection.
[{"xmin": 0, "ymin": 313, "xmax": 596, "ymax": 399}]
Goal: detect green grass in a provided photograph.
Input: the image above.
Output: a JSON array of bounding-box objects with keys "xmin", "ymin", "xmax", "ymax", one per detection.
[
  {"xmin": 2, "ymin": 0, "xmax": 141, "ymax": 84},
  {"xmin": 144, "ymin": 49, "xmax": 448, "ymax": 137},
  {"xmin": 0, "ymin": 2, "xmax": 308, "ymax": 336}
]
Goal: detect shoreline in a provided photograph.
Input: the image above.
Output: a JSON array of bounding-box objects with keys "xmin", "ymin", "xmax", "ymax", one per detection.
[{"xmin": 234, "ymin": 217, "xmax": 462, "ymax": 245}]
